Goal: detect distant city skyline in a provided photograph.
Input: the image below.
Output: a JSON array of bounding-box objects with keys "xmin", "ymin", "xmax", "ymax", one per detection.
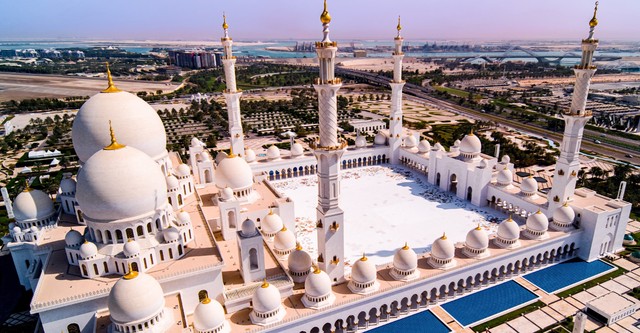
[{"xmin": 1, "ymin": 0, "xmax": 639, "ymax": 42}]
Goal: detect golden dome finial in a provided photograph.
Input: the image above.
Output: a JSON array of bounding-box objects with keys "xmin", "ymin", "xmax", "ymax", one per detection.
[
  {"xmin": 313, "ymin": 263, "xmax": 321, "ymax": 274},
  {"xmin": 402, "ymin": 242, "xmax": 409, "ymax": 250},
  {"xmin": 476, "ymin": 223, "xmax": 482, "ymax": 230},
  {"xmin": 102, "ymin": 62, "xmax": 121, "ymax": 93},
  {"xmin": 360, "ymin": 252, "xmax": 368, "ymax": 261},
  {"xmin": 536, "ymin": 209, "xmax": 542, "ymax": 214},
  {"xmin": 397, "ymin": 16, "xmax": 402, "ymax": 32},
  {"xmin": 222, "ymin": 12, "xmax": 229, "ymax": 30},
  {"xmin": 320, "ymin": 0, "xmax": 331, "ymax": 24},
  {"xmin": 507, "ymin": 214, "xmax": 514, "ymax": 222},
  {"xmin": 589, "ymin": 1, "xmax": 599, "ymax": 28},
  {"xmin": 123, "ymin": 263, "xmax": 138, "ymax": 280},
  {"xmin": 441, "ymin": 232, "xmax": 447, "ymax": 240},
  {"xmin": 295, "ymin": 242, "xmax": 302, "ymax": 251},
  {"xmin": 228, "ymin": 146, "xmax": 236, "ymax": 158},
  {"xmin": 104, "ymin": 120, "xmax": 126, "ymax": 150},
  {"xmin": 23, "ymin": 178, "xmax": 32, "ymax": 192},
  {"xmin": 201, "ymin": 290, "xmax": 211, "ymax": 304},
  {"xmin": 261, "ymin": 279, "xmax": 269, "ymax": 288}
]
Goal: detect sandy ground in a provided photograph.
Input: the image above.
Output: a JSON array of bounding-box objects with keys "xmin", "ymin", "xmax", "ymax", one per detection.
[
  {"xmin": 0, "ymin": 73, "xmax": 181, "ymax": 102},
  {"xmin": 272, "ymin": 165, "xmax": 507, "ymax": 271},
  {"xmin": 518, "ymin": 73, "xmax": 640, "ymax": 87}
]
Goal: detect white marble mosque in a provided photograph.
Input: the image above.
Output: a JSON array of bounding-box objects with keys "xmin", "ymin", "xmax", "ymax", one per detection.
[{"xmin": 1, "ymin": 2, "xmax": 632, "ymax": 333}]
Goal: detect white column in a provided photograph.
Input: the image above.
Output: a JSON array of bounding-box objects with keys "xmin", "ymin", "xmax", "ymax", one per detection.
[
  {"xmin": 221, "ymin": 29, "xmax": 245, "ymax": 156},
  {"xmin": 389, "ymin": 29, "xmax": 405, "ymax": 165}
]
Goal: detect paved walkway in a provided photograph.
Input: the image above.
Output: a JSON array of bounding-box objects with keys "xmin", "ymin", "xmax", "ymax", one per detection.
[{"xmin": 430, "ymin": 306, "xmax": 473, "ymax": 333}]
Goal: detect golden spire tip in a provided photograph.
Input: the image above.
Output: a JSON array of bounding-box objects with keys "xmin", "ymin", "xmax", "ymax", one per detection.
[
  {"xmin": 397, "ymin": 16, "xmax": 402, "ymax": 32},
  {"xmin": 402, "ymin": 242, "xmax": 409, "ymax": 250},
  {"xmin": 24, "ymin": 178, "xmax": 31, "ymax": 192},
  {"xmin": 589, "ymin": 1, "xmax": 599, "ymax": 28},
  {"xmin": 104, "ymin": 120, "xmax": 126, "ymax": 150},
  {"xmin": 102, "ymin": 62, "xmax": 121, "ymax": 93},
  {"xmin": 441, "ymin": 232, "xmax": 447, "ymax": 240},
  {"xmin": 228, "ymin": 146, "xmax": 236, "ymax": 158},
  {"xmin": 123, "ymin": 263, "xmax": 138, "ymax": 280},
  {"xmin": 295, "ymin": 242, "xmax": 302, "ymax": 251},
  {"xmin": 222, "ymin": 12, "xmax": 229, "ymax": 30},
  {"xmin": 261, "ymin": 279, "xmax": 269, "ymax": 288},
  {"xmin": 320, "ymin": 0, "xmax": 331, "ymax": 24}
]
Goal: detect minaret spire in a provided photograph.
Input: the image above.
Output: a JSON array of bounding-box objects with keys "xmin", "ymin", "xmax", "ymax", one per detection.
[
  {"xmin": 388, "ymin": 16, "xmax": 406, "ymax": 164},
  {"xmin": 314, "ymin": 0, "xmax": 345, "ymax": 285},
  {"xmin": 220, "ymin": 13, "xmax": 245, "ymax": 156},
  {"xmin": 102, "ymin": 62, "xmax": 121, "ymax": 93},
  {"xmin": 547, "ymin": 2, "xmax": 599, "ymax": 213}
]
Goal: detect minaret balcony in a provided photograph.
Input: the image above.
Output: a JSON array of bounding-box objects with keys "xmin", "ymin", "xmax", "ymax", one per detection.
[{"xmin": 315, "ymin": 41, "xmax": 338, "ymax": 48}]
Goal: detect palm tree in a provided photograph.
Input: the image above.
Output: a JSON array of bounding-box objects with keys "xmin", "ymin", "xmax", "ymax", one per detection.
[{"xmin": 589, "ymin": 166, "xmax": 604, "ymax": 182}]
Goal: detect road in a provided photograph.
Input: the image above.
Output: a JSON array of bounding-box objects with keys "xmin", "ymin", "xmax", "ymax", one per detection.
[{"xmin": 336, "ymin": 68, "xmax": 639, "ymax": 166}]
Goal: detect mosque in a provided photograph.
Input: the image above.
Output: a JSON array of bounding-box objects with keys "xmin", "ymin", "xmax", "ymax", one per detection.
[{"xmin": 2, "ymin": 2, "xmax": 632, "ymax": 333}]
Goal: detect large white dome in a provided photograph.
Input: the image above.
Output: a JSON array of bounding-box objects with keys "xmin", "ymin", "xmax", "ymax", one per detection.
[
  {"xmin": 465, "ymin": 225, "xmax": 489, "ymax": 250},
  {"xmin": 418, "ymin": 140, "xmax": 431, "ymax": 153},
  {"xmin": 261, "ymin": 211, "xmax": 284, "ymax": 236},
  {"xmin": 60, "ymin": 176, "xmax": 76, "ymax": 194},
  {"xmin": 72, "ymin": 91, "xmax": 167, "ymax": 163},
  {"xmin": 497, "ymin": 167, "xmax": 513, "ymax": 186},
  {"xmin": 521, "ymin": 176, "xmax": 539, "ymax": 194},
  {"xmin": 288, "ymin": 244, "xmax": 312, "ymax": 273},
  {"xmin": 404, "ymin": 135, "xmax": 417, "ymax": 148},
  {"xmin": 193, "ymin": 297, "xmax": 226, "ymax": 333},
  {"xmin": 351, "ymin": 254, "xmax": 376, "ymax": 283},
  {"xmin": 291, "ymin": 143, "xmax": 304, "ymax": 157},
  {"xmin": 76, "ymin": 145, "xmax": 167, "ymax": 222},
  {"xmin": 252, "ymin": 281, "xmax": 282, "ymax": 314},
  {"xmin": 497, "ymin": 217, "xmax": 521, "ymax": 241},
  {"xmin": 214, "ymin": 154, "xmax": 253, "ymax": 191},
  {"xmin": 108, "ymin": 270, "xmax": 165, "ymax": 324},
  {"xmin": 274, "ymin": 227, "xmax": 296, "ymax": 252},
  {"xmin": 266, "ymin": 145, "xmax": 281, "ymax": 160},
  {"xmin": 244, "ymin": 148, "xmax": 257, "ymax": 163},
  {"xmin": 12, "ymin": 189, "xmax": 55, "ymax": 222},
  {"xmin": 304, "ymin": 267, "xmax": 332, "ymax": 298},
  {"xmin": 526, "ymin": 210, "xmax": 549, "ymax": 232},
  {"xmin": 459, "ymin": 132, "xmax": 481, "ymax": 155},
  {"xmin": 393, "ymin": 244, "xmax": 418, "ymax": 272},
  {"xmin": 374, "ymin": 133, "xmax": 387, "ymax": 145},
  {"xmin": 431, "ymin": 234, "xmax": 455, "ymax": 260},
  {"xmin": 553, "ymin": 203, "xmax": 575, "ymax": 225}
]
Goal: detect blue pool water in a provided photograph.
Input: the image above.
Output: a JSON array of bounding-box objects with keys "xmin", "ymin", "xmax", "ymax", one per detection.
[
  {"xmin": 523, "ymin": 259, "xmax": 615, "ymax": 293},
  {"xmin": 368, "ymin": 310, "xmax": 450, "ymax": 333},
  {"xmin": 441, "ymin": 280, "xmax": 538, "ymax": 327}
]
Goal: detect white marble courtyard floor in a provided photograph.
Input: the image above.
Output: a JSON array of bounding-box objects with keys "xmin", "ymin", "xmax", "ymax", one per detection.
[{"xmin": 272, "ymin": 165, "xmax": 508, "ymax": 272}]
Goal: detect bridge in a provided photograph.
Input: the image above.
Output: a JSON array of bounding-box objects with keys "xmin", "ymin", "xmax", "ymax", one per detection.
[{"xmin": 419, "ymin": 46, "xmax": 621, "ymax": 65}]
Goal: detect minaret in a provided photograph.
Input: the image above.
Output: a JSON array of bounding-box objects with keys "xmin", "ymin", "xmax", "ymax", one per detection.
[
  {"xmin": 389, "ymin": 16, "xmax": 405, "ymax": 164},
  {"xmin": 313, "ymin": 0, "xmax": 346, "ymax": 284},
  {"xmin": 547, "ymin": 2, "xmax": 599, "ymax": 213},
  {"xmin": 221, "ymin": 14, "xmax": 245, "ymax": 156}
]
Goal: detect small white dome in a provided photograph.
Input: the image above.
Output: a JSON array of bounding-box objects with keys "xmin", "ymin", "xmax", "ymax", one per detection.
[
  {"xmin": 288, "ymin": 244, "xmax": 312, "ymax": 273},
  {"xmin": 220, "ymin": 186, "xmax": 235, "ymax": 201},
  {"xmin": 244, "ymin": 148, "xmax": 256, "ymax": 163},
  {"xmin": 404, "ymin": 135, "xmax": 417, "ymax": 148},
  {"xmin": 465, "ymin": 225, "xmax": 489, "ymax": 250},
  {"xmin": 393, "ymin": 244, "xmax": 418, "ymax": 272},
  {"xmin": 108, "ymin": 270, "xmax": 165, "ymax": 324},
  {"xmin": 240, "ymin": 219, "xmax": 258, "ymax": 237},
  {"xmin": 418, "ymin": 140, "xmax": 431, "ymax": 153},
  {"xmin": 479, "ymin": 159, "xmax": 488, "ymax": 169},
  {"xmin": 460, "ymin": 132, "xmax": 481, "ymax": 155},
  {"xmin": 60, "ymin": 176, "xmax": 76, "ymax": 193},
  {"xmin": 355, "ymin": 134, "xmax": 366, "ymax": 148},
  {"xmin": 163, "ymin": 227, "xmax": 180, "ymax": 243},
  {"xmin": 79, "ymin": 241, "xmax": 98, "ymax": 259},
  {"xmin": 65, "ymin": 229, "xmax": 83, "ymax": 246},
  {"xmin": 374, "ymin": 133, "xmax": 386, "ymax": 145},
  {"xmin": 201, "ymin": 152, "xmax": 212, "ymax": 162},
  {"xmin": 520, "ymin": 176, "xmax": 538, "ymax": 194},
  {"xmin": 176, "ymin": 211, "xmax": 191, "ymax": 225},
  {"xmin": 76, "ymin": 145, "xmax": 167, "ymax": 222},
  {"xmin": 291, "ymin": 143, "xmax": 304, "ymax": 157},
  {"xmin": 526, "ymin": 210, "xmax": 549, "ymax": 232},
  {"xmin": 12, "ymin": 226, "xmax": 21, "ymax": 234},
  {"xmin": 304, "ymin": 267, "xmax": 332, "ymax": 298},
  {"xmin": 497, "ymin": 168, "xmax": 513, "ymax": 186},
  {"xmin": 274, "ymin": 227, "xmax": 296, "ymax": 252},
  {"xmin": 30, "ymin": 225, "xmax": 38, "ymax": 233},
  {"xmin": 252, "ymin": 281, "xmax": 282, "ymax": 314},
  {"xmin": 262, "ymin": 211, "xmax": 284, "ymax": 236},
  {"xmin": 13, "ymin": 189, "xmax": 55, "ymax": 222},
  {"xmin": 193, "ymin": 297, "xmax": 226, "ymax": 333},
  {"xmin": 453, "ymin": 139, "xmax": 461, "ymax": 147},
  {"xmin": 176, "ymin": 163, "xmax": 191, "ymax": 177},
  {"xmin": 72, "ymin": 91, "xmax": 167, "ymax": 163},
  {"xmin": 123, "ymin": 240, "xmax": 141, "ymax": 258},
  {"xmin": 266, "ymin": 145, "xmax": 281, "ymax": 160},
  {"xmin": 497, "ymin": 217, "xmax": 520, "ymax": 241},
  {"xmin": 501, "ymin": 155, "xmax": 511, "ymax": 164},
  {"xmin": 431, "ymin": 234, "xmax": 455, "ymax": 260},
  {"xmin": 433, "ymin": 142, "xmax": 444, "ymax": 151},
  {"xmin": 190, "ymin": 137, "xmax": 204, "ymax": 147},
  {"xmin": 214, "ymin": 154, "xmax": 253, "ymax": 191},
  {"xmin": 351, "ymin": 255, "xmax": 377, "ymax": 283},
  {"xmin": 166, "ymin": 175, "xmax": 179, "ymax": 190},
  {"xmin": 553, "ymin": 204, "xmax": 575, "ymax": 225}
]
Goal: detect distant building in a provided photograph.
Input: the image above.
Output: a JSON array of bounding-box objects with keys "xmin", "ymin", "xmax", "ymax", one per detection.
[
  {"xmin": 349, "ymin": 119, "xmax": 386, "ymax": 134},
  {"xmin": 586, "ymin": 293, "xmax": 640, "ymax": 325},
  {"xmin": 169, "ymin": 49, "xmax": 219, "ymax": 69},
  {"xmin": 353, "ymin": 50, "xmax": 367, "ymax": 58}
]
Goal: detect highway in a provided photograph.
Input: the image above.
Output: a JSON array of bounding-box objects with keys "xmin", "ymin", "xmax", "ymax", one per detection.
[{"xmin": 336, "ymin": 68, "xmax": 639, "ymax": 167}]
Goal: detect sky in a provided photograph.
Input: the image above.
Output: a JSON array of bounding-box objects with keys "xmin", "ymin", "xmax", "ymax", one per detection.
[{"xmin": 1, "ymin": 0, "xmax": 639, "ymax": 42}]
